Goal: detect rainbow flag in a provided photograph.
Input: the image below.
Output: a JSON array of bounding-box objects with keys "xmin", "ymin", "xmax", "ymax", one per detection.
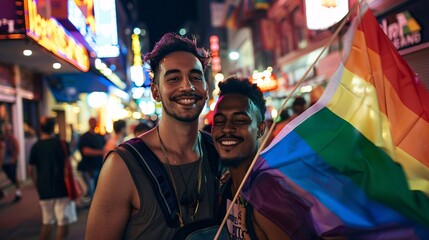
[{"xmin": 242, "ymin": 3, "xmax": 429, "ymax": 239}]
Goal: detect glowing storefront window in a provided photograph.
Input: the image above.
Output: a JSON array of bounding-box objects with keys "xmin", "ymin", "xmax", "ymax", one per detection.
[
  {"xmin": 24, "ymin": 0, "xmax": 90, "ymax": 72},
  {"xmin": 305, "ymin": 0, "xmax": 348, "ymax": 30}
]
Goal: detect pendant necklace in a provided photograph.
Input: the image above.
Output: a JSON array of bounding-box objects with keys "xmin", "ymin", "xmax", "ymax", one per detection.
[{"xmin": 156, "ymin": 125, "xmax": 203, "ymax": 226}]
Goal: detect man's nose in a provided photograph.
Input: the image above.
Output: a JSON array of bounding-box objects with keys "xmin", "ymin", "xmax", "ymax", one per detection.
[
  {"xmin": 222, "ymin": 120, "xmax": 235, "ymax": 133},
  {"xmin": 180, "ymin": 78, "xmax": 195, "ymax": 91}
]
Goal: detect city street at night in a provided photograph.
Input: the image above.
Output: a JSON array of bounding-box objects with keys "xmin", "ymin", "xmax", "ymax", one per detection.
[
  {"xmin": 1, "ymin": 0, "xmax": 429, "ymax": 239},
  {"xmin": 0, "ymin": 181, "xmax": 88, "ymax": 240}
]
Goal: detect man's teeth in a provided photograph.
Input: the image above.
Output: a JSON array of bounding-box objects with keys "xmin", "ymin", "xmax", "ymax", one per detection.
[
  {"xmin": 177, "ymin": 98, "xmax": 195, "ymax": 104},
  {"xmin": 221, "ymin": 140, "xmax": 239, "ymax": 146}
]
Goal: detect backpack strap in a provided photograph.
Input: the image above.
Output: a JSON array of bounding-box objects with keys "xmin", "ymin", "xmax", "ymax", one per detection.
[{"xmin": 118, "ymin": 138, "xmax": 180, "ymax": 228}]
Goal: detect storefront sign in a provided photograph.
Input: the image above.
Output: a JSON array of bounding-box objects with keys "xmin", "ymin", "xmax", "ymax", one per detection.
[
  {"xmin": 378, "ymin": 0, "xmax": 429, "ymax": 51},
  {"xmin": 93, "ymin": 0, "xmax": 119, "ymax": 58},
  {"xmin": 305, "ymin": 0, "xmax": 348, "ymax": 30},
  {"xmin": 0, "ymin": 0, "xmax": 25, "ymax": 37},
  {"xmin": 49, "ymin": 0, "xmax": 97, "ymax": 50},
  {"xmin": 251, "ymin": 67, "xmax": 278, "ymax": 92},
  {"xmin": 25, "ymin": 0, "xmax": 90, "ymax": 72}
]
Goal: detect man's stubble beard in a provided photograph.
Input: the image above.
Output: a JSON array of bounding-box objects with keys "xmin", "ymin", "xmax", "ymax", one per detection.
[
  {"xmin": 161, "ymin": 100, "xmax": 204, "ymax": 123},
  {"xmin": 220, "ymin": 157, "xmax": 244, "ymax": 168}
]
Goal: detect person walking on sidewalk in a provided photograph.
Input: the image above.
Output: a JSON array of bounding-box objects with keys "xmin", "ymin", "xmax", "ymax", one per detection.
[
  {"xmin": 103, "ymin": 119, "xmax": 127, "ymax": 158},
  {"xmin": 28, "ymin": 116, "xmax": 77, "ymax": 240},
  {"xmin": 0, "ymin": 123, "xmax": 22, "ymax": 203},
  {"xmin": 78, "ymin": 117, "xmax": 105, "ymax": 198}
]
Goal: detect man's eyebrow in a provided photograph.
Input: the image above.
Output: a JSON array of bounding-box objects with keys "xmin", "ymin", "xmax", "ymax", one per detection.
[
  {"xmin": 163, "ymin": 69, "xmax": 203, "ymax": 77},
  {"xmin": 213, "ymin": 111, "xmax": 248, "ymax": 118},
  {"xmin": 189, "ymin": 69, "xmax": 203, "ymax": 75},
  {"xmin": 163, "ymin": 69, "xmax": 180, "ymax": 77}
]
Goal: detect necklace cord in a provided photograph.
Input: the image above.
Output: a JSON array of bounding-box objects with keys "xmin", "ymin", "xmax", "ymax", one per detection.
[{"xmin": 156, "ymin": 126, "xmax": 203, "ymax": 224}]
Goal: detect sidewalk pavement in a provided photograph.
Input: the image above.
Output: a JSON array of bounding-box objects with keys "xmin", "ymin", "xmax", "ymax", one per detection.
[{"xmin": 0, "ymin": 181, "xmax": 89, "ymax": 240}]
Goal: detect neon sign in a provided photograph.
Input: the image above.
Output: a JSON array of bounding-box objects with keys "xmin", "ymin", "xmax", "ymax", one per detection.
[
  {"xmin": 380, "ymin": 11, "xmax": 422, "ymax": 50},
  {"xmin": 210, "ymin": 35, "xmax": 221, "ymax": 73},
  {"xmin": 130, "ymin": 33, "xmax": 145, "ymax": 86},
  {"xmin": 305, "ymin": 0, "xmax": 348, "ymax": 30},
  {"xmin": 251, "ymin": 68, "xmax": 278, "ymax": 92},
  {"xmin": 93, "ymin": 0, "xmax": 119, "ymax": 58},
  {"xmin": 25, "ymin": 0, "xmax": 89, "ymax": 72},
  {"xmin": 132, "ymin": 34, "xmax": 142, "ymax": 66}
]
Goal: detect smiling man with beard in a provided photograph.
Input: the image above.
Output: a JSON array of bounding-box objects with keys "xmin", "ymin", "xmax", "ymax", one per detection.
[
  {"xmin": 212, "ymin": 77, "xmax": 316, "ymax": 240},
  {"xmin": 86, "ymin": 33, "xmax": 221, "ymax": 240}
]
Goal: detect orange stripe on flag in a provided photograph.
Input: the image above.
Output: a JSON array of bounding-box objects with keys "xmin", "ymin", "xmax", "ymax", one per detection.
[{"xmin": 357, "ymin": 10, "xmax": 429, "ymax": 123}]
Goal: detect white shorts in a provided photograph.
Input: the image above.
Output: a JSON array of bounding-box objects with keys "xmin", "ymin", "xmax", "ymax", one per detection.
[{"xmin": 39, "ymin": 197, "xmax": 77, "ymax": 226}]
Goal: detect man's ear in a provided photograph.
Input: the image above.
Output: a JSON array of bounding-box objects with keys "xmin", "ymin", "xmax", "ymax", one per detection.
[
  {"xmin": 151, "ymin": 83, "xmax": 161, "ymax": 102},
  {"xmin": 257, "ymin": 120, "xmax": 267, "ymax": 138}
]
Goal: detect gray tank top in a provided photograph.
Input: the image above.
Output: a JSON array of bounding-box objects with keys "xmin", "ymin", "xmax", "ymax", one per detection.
[{"xmin": 115, "ymin": 140, "xmax": 217, "ymax": 240}]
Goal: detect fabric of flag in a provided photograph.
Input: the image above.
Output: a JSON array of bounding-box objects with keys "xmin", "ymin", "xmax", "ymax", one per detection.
[{"xmin": 241, "ymin": 3, "xmax": 429, "ymax": 239}]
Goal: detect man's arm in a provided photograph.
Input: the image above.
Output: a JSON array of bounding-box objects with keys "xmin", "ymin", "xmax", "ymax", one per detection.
[
  {"xmin": 81, "ymin": 146, "xmax": 104, "ymax": 157},
  {"xmin": 85, "ymin": 152, "xmax": 136, "ymax": 240},
  {"xmin": 253, "ymin": 209, "xmax": 291, "ymax": 240}
]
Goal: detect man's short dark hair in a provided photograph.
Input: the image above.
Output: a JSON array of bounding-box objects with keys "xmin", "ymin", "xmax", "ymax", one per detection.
[
  {"xmin": 218, "ymin": 76, "xmax": 266, "ymax": 121},
  {"xmin": 143, "ymin": 33, "xmax": 211, "ymax": 83},
  {"xmin": 40, "ymin": 117, "xmax": 56, "ymax": 134},
  {"xmin": 113, "ymin": 120, "xmax": 126, "ymax": 134},
  {"xmin": 134, "ymin": 122, "xmax": 151, "ymax": 135},
  {"xmin": 292, "ymin": 96, "xmax": 306, "ymax": 106}
]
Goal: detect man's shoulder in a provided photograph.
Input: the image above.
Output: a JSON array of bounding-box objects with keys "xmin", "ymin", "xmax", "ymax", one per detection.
[{"xmin": 79, "ymin": 131, "xmax": 91, "ymax": 139}]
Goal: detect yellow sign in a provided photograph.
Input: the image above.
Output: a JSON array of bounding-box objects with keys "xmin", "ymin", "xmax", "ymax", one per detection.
[
  {"xmin": 131, "ymin": 34, "xmax": 142, "ymax": 66},
  {"xmin": 25, "ymin": 0, "xmax": 90, "ymax": 72}
]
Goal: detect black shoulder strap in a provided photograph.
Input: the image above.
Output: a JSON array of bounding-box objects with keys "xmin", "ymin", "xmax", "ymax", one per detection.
[{"xmin": 119, "ymin": 138, "xmax": 180, "ymax": 228}]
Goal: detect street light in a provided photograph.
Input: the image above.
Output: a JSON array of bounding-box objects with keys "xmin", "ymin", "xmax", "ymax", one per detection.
[{"xmin": 228, "ymin": 51, "xmax": 240, "ymax": 60}]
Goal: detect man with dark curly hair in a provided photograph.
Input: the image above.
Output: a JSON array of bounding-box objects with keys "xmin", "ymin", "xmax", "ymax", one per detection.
[
  {"xmin": 212, "ymin": 76, "xmax": 316, "ymax": 239},
  {"xmin": 86, "ymin": 33, "xmax": 221, "ymax": 239}
]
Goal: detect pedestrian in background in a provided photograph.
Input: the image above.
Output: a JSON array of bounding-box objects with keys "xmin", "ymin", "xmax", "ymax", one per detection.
[
  {"xmin": 78, "ymin": 117, "xmax": 105, "ymax": 199},
  {"xmin": 0, "ymin": 123, "xmax": 21, "ymax": 203},
  {"xmin": 133, "ymin": 121, "xmax": 152, "ymax": 137},
  {"xmin": 103, "ymin": 119, "xmax": 127, "ymax": 158},
  {"xmin": 290, "ymin": 96, "xmax": 307, "ymax": 120},
  {"xmin": 28, "ymin": 116, "xmax": 77, "ymax": 240}
]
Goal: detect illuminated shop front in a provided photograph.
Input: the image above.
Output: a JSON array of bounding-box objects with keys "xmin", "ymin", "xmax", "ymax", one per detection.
[
  {"xmin": 0, "ymin": 0, "xmax": 128, "ymax": 180},
  {"xmin": 376, "ymin": 0, "xmax": 429, "ymax": 90}
]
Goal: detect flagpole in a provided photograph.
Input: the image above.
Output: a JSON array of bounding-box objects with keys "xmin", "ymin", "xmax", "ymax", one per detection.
[{"xmin": 214, "ymin": 1, "xmax": 362, "ymax": 239}]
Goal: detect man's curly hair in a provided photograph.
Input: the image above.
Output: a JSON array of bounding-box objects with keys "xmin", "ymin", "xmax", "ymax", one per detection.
[
  {"xmin": 143, "ymin": 33, "xmax": 211, "ymax": 84},
  {"xmin": 218, "ymin": 76, "xmax": 266, "ymax": 121}
]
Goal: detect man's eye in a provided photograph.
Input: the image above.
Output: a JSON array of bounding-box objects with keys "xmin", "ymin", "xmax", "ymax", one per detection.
[
  {"xmin": 167, "ymin": 77, "xmax": 179, "ymax": 81},
  {"xmin": 190, "ymin": 76, "xmax": 203, "ymax": 81},
  {"xmin": 213, "ymin": 119, "xmax": 224, "ymax": 125},
  {"xmin": 234, "ymin": 119, "xmax": 248, "ymax": 124}
]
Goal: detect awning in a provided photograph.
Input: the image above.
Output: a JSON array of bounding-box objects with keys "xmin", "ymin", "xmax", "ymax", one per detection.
[
  {"xmin": 0, "ymin": 39, "xmax": 84, "ymax": 74},
  {"xmin": 48, "ymin": 72, "xmax": 115, "ymax": 103}
]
